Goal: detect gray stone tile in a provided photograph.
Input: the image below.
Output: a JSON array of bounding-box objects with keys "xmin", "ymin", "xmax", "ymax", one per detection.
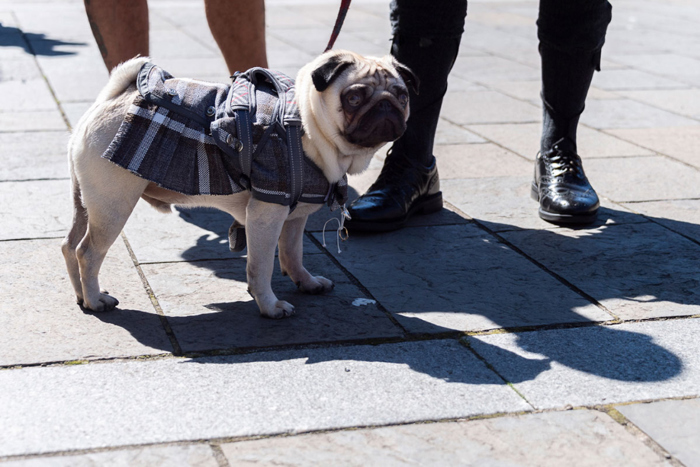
[
  {"xmin": 124, "ymin": 202, "xmax": 321, "ymax": 264},
  {"xmin": 141, "ymin": 253, "xmax": 402, "ymax": 351},
  {"xmin": 441, "ymin": 91, "xmax": 541, "ymax": 125},
  {"xmin": 0, "ymin": 180, "xmax": 72, "ymax": 240},
  {"xmin": 591, "ymin": 69, "xmax": 688, "ymax": 91},
  {"xmin": 38, "ymin": 56, "xmax": 108, "ymax": 103},
  {"xmin": 451, "ymin": 56, "xmax": 540, "ymax": 83},
  {"xmin": 3, "ymin": 444, "xmax": 218, "ymax": 467},
  {"xmin": 0, "ymin": 131, "xmax": 70, "ymax": 181},
  {"xmin": 610, "ymin": 54, "xmax": 700, "ymax": 87},
  {"xmin": 313, "ymin": 224, "xmax": 609, "ymax": 334},
  {"xmin": 0, "ymin": 340, "xmax": 530, "ymax": 457},
  {"xmin": 61, "ymin": 101, "xmax": 92, "ymax": 129},
  {"xmin": 617, "ymin": 89, "xmax": 700, "ymax": 120},
  {"xmin": 468, "ymin": 319, "xmax": 700, "ymax": 408},
  {"xmin": 149, "ymin": 29, "xmax": 218, "ymax": 59},
  {"xmin": 607, "ymin": 126, "xmax": 700, "ymax": 168},
  {"xmin": 0, "ymin": 238, "xmax": 171, "ymax": 366},
  {"xmin": 13, "ymin": 4, "xmax": 95, "ymax": 43},
  {"xmin": 221, "ymin": 410, "xmax": 666, "ymax": 467},
  {"xmin": 442, "ymin": 177, "xmax": 646, "ymax": 232},
  {"xmin": 623, "ymin": 199, "xmax": 700, "ymax": 244},
  {"xmin": 0, "ymin": 79, "xmax": 57, "ymax": 112},
  {"xmin": 0, "ymin": 109, "xmax": 66, "ymax": 132},
  {"xmin": 435, "ymin": 119, "xmax": 486, "ymax": 145},
  {"xmin": 585, "ymin": 156, "xmax": 700, "ymax": 202},
  {"xmin": 500, "ymin": 222, "xmax": 700, "ymax": 320},
  {"xmin": 580, "ymin": 99, "xmax": 698, "ymax": 129},
  {"xmin": 434, "ymin": 143, "xmax": 532, "ymax": 179},
  {"xmin": 467, "ymin": 122, "xmax": 653, "ymax": 160},
  {"xmin": 0, "ymin": 57, "xmax": 43, "ymax": 81},
  {"xmin": 618, "ymin": 399, "xmax": 700, "ymax": 467},
  {"xmin": 153, "ymin": 56, "xmax": 230, "ymax": 81}
]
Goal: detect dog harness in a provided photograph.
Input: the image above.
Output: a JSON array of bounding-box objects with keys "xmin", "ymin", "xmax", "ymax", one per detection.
[{"xmin": 102, "ymin": 62, "xmax": 347, "ymax": 211}]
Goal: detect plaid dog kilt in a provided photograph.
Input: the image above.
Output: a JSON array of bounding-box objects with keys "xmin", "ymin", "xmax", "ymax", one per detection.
[{"xmin": 102, "ymin": 62, "xmax": 347, "ymax": 210}]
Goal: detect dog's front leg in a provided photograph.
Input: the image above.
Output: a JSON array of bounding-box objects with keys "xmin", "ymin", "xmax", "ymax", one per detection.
[
  {"xmin": 245, "ymin": 198, "xmax": 295, "ymax": 319},
  {"xmin": 279, "ymin": 216, "xmax": 334, "ymax": 294}
]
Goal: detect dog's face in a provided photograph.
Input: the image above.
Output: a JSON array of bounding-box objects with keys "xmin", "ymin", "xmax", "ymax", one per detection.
[{"xmin": 296, "ymin": 50, "xmax": 418, "ymax": 179}]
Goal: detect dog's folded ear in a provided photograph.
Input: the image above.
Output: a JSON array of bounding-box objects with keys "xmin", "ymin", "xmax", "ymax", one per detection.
[
  {"xmin": 391, "ymin": 58, "xmax": 420, "ymax": 95},
  {"xmin": 311, "ymin": 53, "xmax": 355, "ymax": 92}
]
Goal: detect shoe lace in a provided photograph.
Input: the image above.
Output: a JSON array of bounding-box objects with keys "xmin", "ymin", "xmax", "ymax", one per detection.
[{"xmin": 545, "ymin": 147, "xmax": 583, "ymax": 179}]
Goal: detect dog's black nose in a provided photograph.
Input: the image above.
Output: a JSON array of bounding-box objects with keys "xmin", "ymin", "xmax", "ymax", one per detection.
[{"xmin": 377, "ymin": 100, "xmax": 392, "ymax": 112}]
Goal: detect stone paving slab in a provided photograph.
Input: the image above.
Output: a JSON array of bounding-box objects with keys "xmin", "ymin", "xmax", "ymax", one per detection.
[
  {"xmin": 313, "ymin": 224, "xmax": 610, "ymax": 334},
  {"xmin": 468, "ymin": 319, "xmax": 700, "ymax": 409},
  {"xmin": 0, "ymin": 79, "xmax": 57, "ymax": 112},
  {"xmin": 580, "ymin": 99, "xmax": 698, "ymax": 129},
  {"xmin": 607, "ymin": 126, "xmax": 700, "ymax": 168},
  {"xmin": 585, "ymin": 156, "xmax": 700, "ymax": 202},
  {"xmin": 0, "ymin": 180, "xmax": 72, "ymax": 240},
  {"xmin": 617, "ymin": 89, "xmax": 700, "ymax": 120},
  {"xmin": 623, "ymin": 199, "xmax": 700, "ymax": 244},
  {"xmin": 451, "ymin": 54, "xmax": 540, "ymax": 84},
  {"xmin": 220, "ymin": 410, "xmax": 666, "ymax": 467},
  {"xmin": 609, "ymin": 53, "xmax": 700, "ymax": 87},
  {"xmin": 500, "ymin": 222, "xmax": 700, "ymax": 320},
  {"xmin": 591, "ymin": 69, "xmax": 688, "ymax": 91},
  {"xmin": 434, "ymin": 143, "xmax": 532, "ymax": 179},
  {"xmin": 0, "ymin": 110, "xmax": 66, "ymax": 132},
  {"xmin": 3, "ymin": 445, "xmax": 219, "ymax": 467},
  {"xmin": 467, "ymin": 122, "xmax": 654, "ymax": 161},
  {"xmin": 0, "ymin": 131, "xmax": 69, "ymax": 181},
  {"xmin": 141, "ymin": 253, "xmax": 402, "ymax": 352},
  {"xmin": 441, "ymin": 90, "xmax": 541, "ymax": 125},
  {"xmin": 0, "ymin": 340, "xmax": 530, "ymax": 457},
  {"xmin": 0, "ymin": 56, "xmax": 43, "ymax": 81},
  {"xmin": 442, "ymin": 177, "xmax": 647, "ymax": 233},
  {"xmin": 618, "ymin": 399, "xmax": 700, "ymax": 467},
  {"xmin": 0, "ymin": 238, "xmax": 171, "ymax": 366}
]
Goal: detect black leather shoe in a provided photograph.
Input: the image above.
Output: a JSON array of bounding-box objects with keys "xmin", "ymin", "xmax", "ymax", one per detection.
[
  {"xmin": 531, "ymin": 140, "xmax": 599, "ymax": 224},
  {"xmin": 345, "ymin": 154, "xmax": 443, "ymax": 232}
]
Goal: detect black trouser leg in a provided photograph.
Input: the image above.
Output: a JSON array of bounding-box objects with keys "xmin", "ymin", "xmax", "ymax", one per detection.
[
  {"xmin": 389, "ymin": 0, "xmax": 467, "ymax": 166},
  {"xmin": 538, "ymin": 0, "xmax": 612, "ymax": 153}
]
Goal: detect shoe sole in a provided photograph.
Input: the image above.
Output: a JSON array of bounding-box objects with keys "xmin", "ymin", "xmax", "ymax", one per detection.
[
  {"xmin": 530, "ymin": 182, "xmax": 598, "ymax": 225},
  {"xmin": 345, "ymin": 192, "xmax": 444, "ymax": 232}
]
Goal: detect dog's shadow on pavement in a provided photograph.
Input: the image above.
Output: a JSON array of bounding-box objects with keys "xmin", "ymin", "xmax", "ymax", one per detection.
[
  {"xmin": 93, "ymin": 205, "xmax": 694, "ymax": 386},
  {"xmin": 0, "ymin": 23, "xmax": 86, "ymax": 56}
]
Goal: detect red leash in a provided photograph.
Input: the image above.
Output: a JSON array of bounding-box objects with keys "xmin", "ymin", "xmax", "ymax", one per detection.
[{"xmin": 324, "ymin": 0, "xmax": 352, "ymax": 52}]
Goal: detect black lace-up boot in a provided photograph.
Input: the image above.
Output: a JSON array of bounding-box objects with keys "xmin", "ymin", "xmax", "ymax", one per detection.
[
  {"xmin": 531, "ymin": 138, "xmax": 599, "ymax": 224},
  {"xmin": 345, "ymin": 151, "xmax": 442, "ymax": 232}
]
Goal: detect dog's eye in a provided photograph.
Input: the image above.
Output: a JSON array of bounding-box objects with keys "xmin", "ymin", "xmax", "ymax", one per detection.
[
  {"xmin": 398, "ymin": 93, "xmax": 408, "ymax": 107},
  {"xmin": 346, "ymin": 93, "xmax": 362, "ymax": 107}
]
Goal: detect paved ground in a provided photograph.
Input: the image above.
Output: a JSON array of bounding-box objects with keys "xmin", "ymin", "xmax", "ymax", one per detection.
[{"xmin": 1, "ymin": 0, "xmax": 700, "ymax": 465}]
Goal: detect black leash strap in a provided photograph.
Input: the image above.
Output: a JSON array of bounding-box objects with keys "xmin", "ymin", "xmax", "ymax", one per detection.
[{"xmin": 324, "ymin": 0, "xmax": 352, "ymax": 52}]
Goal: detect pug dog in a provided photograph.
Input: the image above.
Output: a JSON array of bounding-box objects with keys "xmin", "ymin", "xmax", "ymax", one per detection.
[{"xmin": 61, "ymin": 50, "xmax": 417, "ymax": 319}]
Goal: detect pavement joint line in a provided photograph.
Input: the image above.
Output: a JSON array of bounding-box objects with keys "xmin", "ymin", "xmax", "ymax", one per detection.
[
  {"xmin": 209, "ymin": 444, "xmax": 231, "ymax": 467},
  {"xmin": 444, "ymin": 200, "xmax": 622, "ymax": 321},
  {"xmin": 615, "ymin": 92, "xmax": 700, "ymax": 124},
  {"xmin": 11, "ymin": 11, "xmax": 72, "ymax": 132},
  {"xmin": 602, "ymin": 407, "xmax": 684, "ymax": 466},
  {"xmin": 458, "ymin": 336, "xmax": 537, "ymax": 410},
  {"xmin": 0, "ymin": 177, "xmax": 70, "ymax": 184},
  {"xmin": 0, "ymin": 236, "xmax": 66, "ymax": 243},
  {"xmin": 305, "ymin": 229, "xmax": 411, "ymax": 336},
  {"xmin": 120, "ymin": 232, "xmax": 184, "ymax": 356},
  {"xmin": 0, "ymin": 128, "xmax": 69, "ymax": 134},
  {"xmin": 444, "ymin": 118, "xmax": 535, "ymax": 162},
  {"xmin": 149, "ymin": 9, "xmax": 221, "ymax": 57}
]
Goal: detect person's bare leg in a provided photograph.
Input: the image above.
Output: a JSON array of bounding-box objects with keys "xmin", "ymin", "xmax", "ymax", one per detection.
[
  {"xmin": 204, "ymin": 0, "xmax": 268, "ymax": 73},
  {"xmin": 84, "ymin": 0, "xmax": 149, "ymax": 72}
]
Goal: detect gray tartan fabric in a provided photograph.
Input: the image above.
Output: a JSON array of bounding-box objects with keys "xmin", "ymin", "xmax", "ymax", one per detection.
[{"xmin": 102, "ymin": 62, "xmax": 347, "ymax": 209}]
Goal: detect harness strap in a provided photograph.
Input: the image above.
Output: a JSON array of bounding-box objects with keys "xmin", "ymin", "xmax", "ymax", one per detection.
[
  {"xmin": 235, "ymin": 109, "xmax": 253, "ymax": 186},
  {"xmin": 286, "ymin": 123, "xmax": 305, "ymax": 209}
]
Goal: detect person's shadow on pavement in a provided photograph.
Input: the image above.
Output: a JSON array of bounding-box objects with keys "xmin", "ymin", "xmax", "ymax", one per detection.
[
  {"xmin": 90, "ymin": 206, "xmax": 691, "ymax": 386},
  {"xmin": 0, "ymin": 23, "xmax": 85, "ymax": 56}
]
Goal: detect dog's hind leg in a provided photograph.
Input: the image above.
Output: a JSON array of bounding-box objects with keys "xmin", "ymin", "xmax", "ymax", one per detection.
[
  {"xmin": 61, "ymin": 167, "xmax": 89, "ymax": 305},
  {"xmin": 279, "ymin": 216, "xmax": 334, "ymax": 294},
  {"xmin": 76, "ymin": 173, "xmax": 148, "ymax": 312}
]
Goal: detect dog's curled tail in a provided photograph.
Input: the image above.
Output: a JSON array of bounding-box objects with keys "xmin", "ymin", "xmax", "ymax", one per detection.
[{"xmin": 95, "ymin": 56, "xmax": 151, "ymax": 104}]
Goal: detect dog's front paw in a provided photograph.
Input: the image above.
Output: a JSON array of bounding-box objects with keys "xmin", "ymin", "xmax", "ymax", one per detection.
[
  {"xmin": 297, "ymin": 276, "xmax": 334, "ymax": 295},
  {"xmin": 261, "ymin": 300, "xmax": 295, "ymax": 319},
  {"xmin": 83, "ymin": 293, "xmax": 119, "ymax": 312}
]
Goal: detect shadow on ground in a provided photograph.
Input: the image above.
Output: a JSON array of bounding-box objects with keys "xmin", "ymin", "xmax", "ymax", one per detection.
[
  {"xmin": 87, "ymin": 204, "xmax": 696, "ymax": 386},
  {"xmin": 0, "ymin": 24, "xmax": 85, "ymax": 56}
]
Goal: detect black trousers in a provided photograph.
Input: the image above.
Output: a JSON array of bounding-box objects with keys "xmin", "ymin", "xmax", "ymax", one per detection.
[{"xmin": 389, "ymin": 0, "xmax": 613, "ymax": 163}]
